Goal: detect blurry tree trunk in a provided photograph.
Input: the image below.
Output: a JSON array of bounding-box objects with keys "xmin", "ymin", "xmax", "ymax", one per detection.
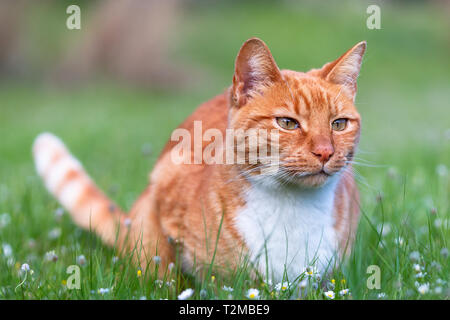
[
  {"xmin": 55, "ymin": 0, "xmax": 185, "ymax": 89},
  {"xmin": 0, "ymin": 1, "xmax": 26, "ymax": 77}
]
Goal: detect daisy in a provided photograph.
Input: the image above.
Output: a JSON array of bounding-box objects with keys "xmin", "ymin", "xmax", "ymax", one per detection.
[
  {"xmin": 339, "ymin": 289, "xmax": 350, "ymax": 296},
  {"xmin": 77, "ymin": 255, "xmax": 86, "ymax": 266},
  {"xmin": 222, "ymin": 286, "xmax": 233, "ymax": 292},
  {"xmin": 434, "ymin": 287, "xmax": 442, "ymax": 294},
  {"xmin": 299, "ymin": 279, "xmax": 308, "ymax": 289},
  {"xmin": 412, "ymin": 264, "xmax": 421, "ymax": 273},
  {"xmin": 0, "ymin": 213, "xmax": 11, "ymax": 228},
  {"xmin": 20, "ymin": 263, "xmax": 30, "ymax": 272},
  {"xmin": 48, "ymin": 228, "xmax": 61, "ymax": 240},
  {"xmin": 1, "ymin": 243, "xmax": 12, "ymax": 257},
  {"xmin": 409, "ymin": 251, "xmax": 420, "ymax": 262},
  {"xmin": 324, "ymin": 291, "xmax": 335, "ymax": 299},
  {"xmin": 152, "ymin": 256, "xmax": 161, "ymax": 265},
  {"xmin": 415, "ymin": 272, "xmax": 427, "ymax": 279},
  {"xmin": 304, "ymin": 266, "xmax": 318, "ymax": 278},
  {"xmin": 275, "ymin": 282, "xmax": 290, "ymax": 292},
  {"xmin": 45, "ymin": 250, "xmax": 58, "ymax": 262},
  {"xmin": 246, "ymin": 288, "xmax": 260, "ymax": 300},
  {"xmin": 98, "ymin": 288, "xmax": 110, "ymax": 295},
  {"xmin": 417, "ymin": 283, "xmax": 430, "ymax": 295},
  {"xmin": 123, "ymin": 218, "xmax": 132, "ymax": 227},
  {"xmin": 178, "ymin": 288, "xmax": 194, "ymax": 300}
]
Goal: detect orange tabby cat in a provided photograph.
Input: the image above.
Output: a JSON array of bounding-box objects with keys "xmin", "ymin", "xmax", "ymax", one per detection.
[{"xmin": 33, "ymin": 38, "xmax": 365, "ymax": 281}]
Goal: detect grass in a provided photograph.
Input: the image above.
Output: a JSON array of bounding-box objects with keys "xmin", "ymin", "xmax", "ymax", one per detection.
[{"xmin": 0, "ymin": 1, "xmax": 449, "ymax": 299}]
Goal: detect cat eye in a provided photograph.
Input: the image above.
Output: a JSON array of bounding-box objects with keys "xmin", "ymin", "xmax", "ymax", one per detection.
[
  {"xmin": 332, "ymin": 118, "xmax": 348, "ymax": 131},
  {"xmin": 276, "ymin": 117, "xmax": 299, "ymax": 130}
]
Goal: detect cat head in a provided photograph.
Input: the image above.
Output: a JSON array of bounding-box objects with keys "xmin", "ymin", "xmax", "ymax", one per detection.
[{"xmin": 228, "ymin": 38, "xmax": 366, "ymax": 188}]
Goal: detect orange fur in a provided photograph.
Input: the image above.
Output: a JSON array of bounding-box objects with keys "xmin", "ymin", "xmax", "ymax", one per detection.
[{"xmin": 34, "ymin": 38, "xmax": 366, "ymax": 279}]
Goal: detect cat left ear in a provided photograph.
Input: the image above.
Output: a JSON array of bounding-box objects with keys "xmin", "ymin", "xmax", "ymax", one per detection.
[
  {"xmin": 320, "ymin": 41, "xmax": 366, "ymax": 100},
  {"xmin": 231, "ymin": 38, "xmax": 282, "ymax": 107}
]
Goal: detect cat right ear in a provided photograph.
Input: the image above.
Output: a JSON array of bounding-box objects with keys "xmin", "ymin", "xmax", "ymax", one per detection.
[
  {"xmin": 231, "ymin": 38, "xmax": 282, "ymax": 107},
  {"xmin": 319, "ymin": 41, "xmax": 366, "ymax": 100}
]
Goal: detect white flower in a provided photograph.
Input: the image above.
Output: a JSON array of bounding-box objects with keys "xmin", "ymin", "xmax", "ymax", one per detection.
[
  {"xmin": 7, "ymin": 257, "xmax": 14, "ymax": 267},
  {"xmin": 54, "ymin": 207, "xmax": 64, "ymax": 220},
  {"xmin": 409, "ymin": 251, "xmax": 420, "ymax": 262},
  {"xmin": 48, "ymin": 228, "xmax": 61, "ymax": 240},
  {"xmin": 304, "ymin": 266, "xmax": 318, "ymax": 278},
  {"xmin": 412, "ymin": 264, "xmax": 421, "ymax": 273},
  {"xmin": 324, "ymin": 290, "xmax": 335, "ymax": 299},
  {"xmin": 222, "ymin": 286, "xmax": 234, "ymax": 292},
  {"xmin": 154, "ymin": 280, "xmax": 164, "ymax": 288},
  {"xmin": 417, "ymin": 283, "xmax": 429, "ymax": 295},
  {"xmin": 434, "ymin": 219, "xmax": 442, "ymax": 228},
  {"xmin": 166, "ymin": 279, "xmax": 175, "ymax": 287},
  {"xmin": 152, "ymin": 256, "xmax": 161, "ymax": 265},
  {"xmin": 434, "ymin": 287, "xmax": 442, "ymax": 294},
  {"xmin": 168, "ymin": 262, "xmax": 175, "ymax": 271},
  {"xmin": 123, "ymin": 218, "xmax": 132, "ymax": 227},
  {"xmin": 178, "ymin": 288, "xmax": 194, "ymax": 300},
  {"xmin": 2, "ymin": 243, "xmax": 13, "ymax": 257},
  {"xmin": 98, "ymin": 288, "xmax": 110, "ymax": 295},
  {"xmin": 20, "ymin": 263, "xmax": 30, "ymax": 272},
  {"xmin": 112, "ymin": 256, "xmax": 119, "ymax": 264},
  {"xmin": 246, "ymin": 288, "xmax": 260, "ymax": 300},
  {"xmin": 299, "ymin": 279, "xmax": 308, "ymax": 289},
  {"xmin": 0, "ymin": 213, "xmax": 11, "ymax": 228},
  {"xmin": 415, "ymin": 272, "xmax": 427, "ymax": 279},
  {"xmin": 45, "ymin": 250, "xmax": 58, "ymax": 262},
  {"xmin": 377, "ymin": 223, "xmax": 391, "ymax": 236},
  {"xmin": 377, "ymin": 292, "xmax": 386, "ymax": 299},
  {"xmin": 263, "ymin": 279, "xmax": 273, "ymax": 288},
  {"xmin": 445, "ymin": 128, "xmax": 450, "ymax": 140},
  {"xmin": 139, "ymin": 296, "xmax": 147, "ymax": 300},
  {"xmin": 77, "ymin": 255, "xmax": 86, "ymax": 266},
  {"xmin": 339, "ymin": 289, "xmax": 350, "ymax": 296},
  {"xmin": 436, "ymin": 164, "xmax": 448, "ymax": 177},
  {"xmin": 394, "ymin": 237, "xmax": 404, "ymax": 246},
  {"xmin": 275, "ymin": 282, "xmax": 290, "ymax": 292}
]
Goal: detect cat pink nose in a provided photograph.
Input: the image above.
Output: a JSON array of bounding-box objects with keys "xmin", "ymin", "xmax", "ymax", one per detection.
[{"xmin": 311, "ymin": 136, "xmax": 334, "ymax": 163}]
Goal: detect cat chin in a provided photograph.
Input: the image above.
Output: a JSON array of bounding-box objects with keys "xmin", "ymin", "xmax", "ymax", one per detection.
[
  {"xmin": 294, "ymin": 173, "xmax": 331, "ymax": 188},
  {"xmin": 249, "ymin": 170, "xmax": 339, "ymax": 190}
]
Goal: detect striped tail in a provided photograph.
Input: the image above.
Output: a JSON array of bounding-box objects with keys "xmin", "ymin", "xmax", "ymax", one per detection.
[{"xmin": 33, "ymin": 133, "xmax": 125, "ymax": 246}]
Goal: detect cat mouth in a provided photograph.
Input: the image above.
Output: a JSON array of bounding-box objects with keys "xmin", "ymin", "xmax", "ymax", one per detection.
[{"xmin": 302, "ymin": 168, "xmax": 332, "ymax": 178}]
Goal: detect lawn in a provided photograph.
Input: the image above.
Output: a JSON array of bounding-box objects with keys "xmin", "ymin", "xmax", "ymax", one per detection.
[{"xmin": 0, "ymin": 1, "xmax": 448, "ymax": 299}]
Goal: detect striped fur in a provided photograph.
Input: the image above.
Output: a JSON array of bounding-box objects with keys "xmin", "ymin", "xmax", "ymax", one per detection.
[{"xmin": 33, "ymin": 133, "xmax": 124, "ymax": 246}]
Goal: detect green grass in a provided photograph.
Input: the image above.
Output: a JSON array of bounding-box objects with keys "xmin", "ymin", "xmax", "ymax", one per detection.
[{"xmin": 0, "ymin": 1, "xmax": 449, "ymax": 299}]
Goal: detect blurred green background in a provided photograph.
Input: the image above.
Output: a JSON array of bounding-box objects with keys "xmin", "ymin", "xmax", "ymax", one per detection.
[{"xmin": 0, "ymin": 0, "xmax": 449, "ymax": 300}]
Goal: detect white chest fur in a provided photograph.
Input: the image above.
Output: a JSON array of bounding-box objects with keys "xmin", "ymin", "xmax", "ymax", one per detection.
[{"xmin": 235, "ymin": 178, "xmax": 339, "ymax": 282}]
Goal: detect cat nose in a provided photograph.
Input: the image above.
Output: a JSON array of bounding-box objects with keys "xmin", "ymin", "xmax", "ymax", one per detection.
[{"xmin": 311, "ymin": 136, "xmax": 334, "ymax": 163}]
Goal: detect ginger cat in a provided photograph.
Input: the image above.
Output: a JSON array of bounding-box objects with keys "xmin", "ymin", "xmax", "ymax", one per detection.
[{"xmin": 33, "ymin": 38, "xmax": 365, "ymax": 282}]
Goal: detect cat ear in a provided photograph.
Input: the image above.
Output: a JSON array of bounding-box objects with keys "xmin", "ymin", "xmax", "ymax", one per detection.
[
  {"xmin": 320, "ymin": 41, "xmax": 366, "ymax": 100},
  {"xmin": 231, "ymin": 38, "xmax": 282, "ymax": 107}
]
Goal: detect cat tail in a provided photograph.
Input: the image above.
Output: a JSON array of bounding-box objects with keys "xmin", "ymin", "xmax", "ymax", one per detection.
[{"xmin": 33, "ymin": 132, "xmax": 127, "ymax": 247}]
